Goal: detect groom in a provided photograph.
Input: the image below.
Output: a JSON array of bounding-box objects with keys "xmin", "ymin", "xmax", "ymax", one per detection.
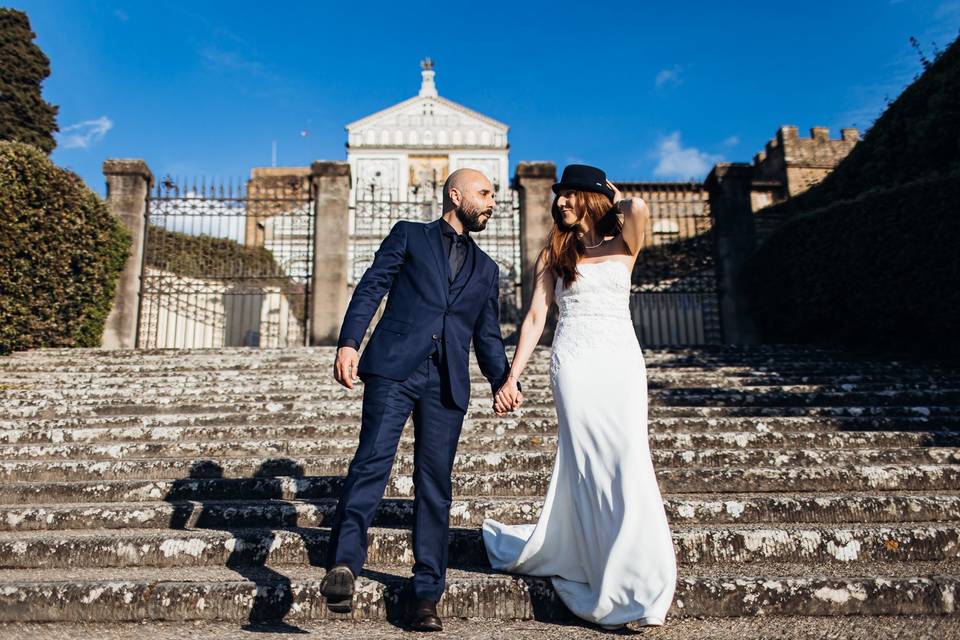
[{"xmin": 322, "ymin": 168, "xmax": 522, "ymax": 631}]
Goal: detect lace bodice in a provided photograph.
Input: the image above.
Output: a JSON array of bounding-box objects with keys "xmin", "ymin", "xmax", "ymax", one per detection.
[
  {"xmin": 555, "ymin": 260, "xmax": 632, "ymax": 323},
  {"xmin": 551, "ymin": 261, "xmax": 639, "ymax": 379}
]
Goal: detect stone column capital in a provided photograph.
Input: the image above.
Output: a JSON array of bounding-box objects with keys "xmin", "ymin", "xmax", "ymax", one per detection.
[
  {"xmin": 102, "ymin": 159, "xmax": 154, "ymax": 185},
  {"xmin": 515, "ymin": 162, "xmax": 556, "ymax": 181},
  {"xmin": 310, "ymin": 161, "xmax": 351, "ymax": 178}
]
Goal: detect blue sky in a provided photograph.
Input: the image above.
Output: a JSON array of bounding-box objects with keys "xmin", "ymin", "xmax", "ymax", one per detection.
[{"xmin": 11, "ymin": 0, "xmax": 960, "ymax": 195}]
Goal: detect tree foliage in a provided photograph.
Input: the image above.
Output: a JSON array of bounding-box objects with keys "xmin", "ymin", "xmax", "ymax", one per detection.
[{"xmin": 0, "ymin": 9, "xmax": 59, "ymax": 154}]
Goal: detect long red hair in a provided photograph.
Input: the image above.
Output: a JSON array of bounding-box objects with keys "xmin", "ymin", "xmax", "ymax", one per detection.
[{"xmin": 545, "ymin": 191, "xmax": 622, "ymax": 288}]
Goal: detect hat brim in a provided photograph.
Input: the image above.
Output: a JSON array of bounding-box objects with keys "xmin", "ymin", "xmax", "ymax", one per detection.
[{"xmin": 551, "ymin": 181, "xmax": 615, "ymax": 200}]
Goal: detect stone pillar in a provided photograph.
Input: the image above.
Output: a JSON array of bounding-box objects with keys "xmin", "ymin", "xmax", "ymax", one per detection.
[
  {"xmin": 706, "ymin": 163, "xmax": 760, "ymax": 345},
  {"xmin": 101, "ymin": 159, "xmax": 153, "ymax": 349},
  {"xmin": 515, "ymin": 162, "xmax": 557, "ymax": 344},
  {"xmin": 309, "ymin": 161, "xmax": 351, "ymax": 346}
]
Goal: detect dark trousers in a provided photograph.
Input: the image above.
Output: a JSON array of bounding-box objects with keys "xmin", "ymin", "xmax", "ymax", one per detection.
[{"xmin": 324, "ymin": 350, "xmax": 466, "ymax": 601}]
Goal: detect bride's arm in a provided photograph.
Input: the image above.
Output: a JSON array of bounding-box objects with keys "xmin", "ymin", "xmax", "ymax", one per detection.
[
  {"xmin": 607, "ymin": 181, "xmax": 650, "ymax": 256},
  {"xmin": 496, "ymin": 250, "xmax": 555, "ymax": 407}
]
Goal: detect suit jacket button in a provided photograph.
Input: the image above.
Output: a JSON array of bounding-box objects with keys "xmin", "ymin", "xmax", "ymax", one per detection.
[{"xmin": 432, "ymin": 334, "xmax": 439, "ymax": 340}]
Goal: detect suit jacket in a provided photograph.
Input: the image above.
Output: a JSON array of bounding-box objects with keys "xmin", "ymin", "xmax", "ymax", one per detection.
[{"xmin": 337, "ymin": 218, "xmax": 509, "ymax": 412}]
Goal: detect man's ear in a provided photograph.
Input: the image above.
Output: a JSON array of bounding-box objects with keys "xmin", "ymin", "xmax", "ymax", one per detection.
[{"xmin": 448, "ymin": 187, "xmax": 462, "ymax": 207}]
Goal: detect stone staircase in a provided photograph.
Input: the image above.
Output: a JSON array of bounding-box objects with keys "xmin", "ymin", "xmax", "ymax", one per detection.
[{"xmin": 0, "ymin": 345, "xmax": 958, "ymax": 630}]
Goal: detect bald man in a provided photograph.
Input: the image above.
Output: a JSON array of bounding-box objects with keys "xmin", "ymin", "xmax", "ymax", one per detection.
[{"xmin": 322, "ymin": 169, "xmax": 522, "ymax": 631}]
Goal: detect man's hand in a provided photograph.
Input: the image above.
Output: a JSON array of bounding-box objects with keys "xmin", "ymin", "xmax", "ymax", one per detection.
[
  {"xmin": 493, "ymin": 377, "xmax": 523, "ymax": 416},
  {"xmin": 333, "ymin": 346, "xmax": 359, "ymax": 389}
]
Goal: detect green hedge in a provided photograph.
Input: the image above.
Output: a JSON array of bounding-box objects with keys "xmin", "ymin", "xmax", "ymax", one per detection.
[
  {"xmin": 742, "ymin": 172, "xmax": 960, "ymax": 358},
  {"xmin": 0, "ymin": 141, "xmax": 130, "ymax": 354},
  {"xmin": 145, "ymin": 225, "xmax": 307, "ymax": 323}
]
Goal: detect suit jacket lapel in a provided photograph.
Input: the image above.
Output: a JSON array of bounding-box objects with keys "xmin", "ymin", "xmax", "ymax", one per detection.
[{"xmin": 424, "ymin": 221, "xmax": 451, "ymax": 304}]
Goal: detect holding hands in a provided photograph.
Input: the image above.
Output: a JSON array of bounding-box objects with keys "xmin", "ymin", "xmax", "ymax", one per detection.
[{"xmin": 494, "ymin": 375, "xmax": 523, "ymax": 416}]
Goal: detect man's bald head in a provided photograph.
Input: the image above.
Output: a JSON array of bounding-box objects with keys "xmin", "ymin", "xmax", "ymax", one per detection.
[
  {"xmin": 443, "ymin": 169, "xmax": 492, "ymax": 210},
  {"xmin": 442, "ymin": 168, "xmax": 496, "ymax": 233}
]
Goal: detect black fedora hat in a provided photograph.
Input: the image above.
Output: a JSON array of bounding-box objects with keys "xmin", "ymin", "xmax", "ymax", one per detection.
[{"xmin": 552, "ymin": 164, "xmax": 614, "ymax": 201}]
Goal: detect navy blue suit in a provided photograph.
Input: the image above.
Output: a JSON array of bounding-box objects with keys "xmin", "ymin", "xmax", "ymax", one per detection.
[{"xmin": 326, "ymin": 218, "xmax": 510, "ymax": 601}]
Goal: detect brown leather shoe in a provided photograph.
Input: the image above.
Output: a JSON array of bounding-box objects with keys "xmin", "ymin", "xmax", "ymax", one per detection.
[
  {"xmin": 410, "ymin": 598, "xmax": 442, "ymax": 632},
  {"xmin": 320, "ymin": 564, "xmax": 355, "ymax": 613}
]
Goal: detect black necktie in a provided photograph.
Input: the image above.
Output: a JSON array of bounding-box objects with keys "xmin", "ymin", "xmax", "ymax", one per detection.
[{"xmin": 448, "ymin": 234, "xmax": 467, "ymax": 283}]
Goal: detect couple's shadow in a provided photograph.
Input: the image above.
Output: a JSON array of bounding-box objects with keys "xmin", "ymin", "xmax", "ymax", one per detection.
[
  {"xmin": 162, "ymin": 458, "xmax": 600, "ymax": 634},
  {"xmin": 164, "ymin": 458, "xmax": 335, "ymax": 633}
]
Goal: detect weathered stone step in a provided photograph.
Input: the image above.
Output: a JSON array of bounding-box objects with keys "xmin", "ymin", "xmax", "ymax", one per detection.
[
  {"xmin": 7, "ymin": 369, "xmax": 955, "ymax": 392},
  {"xmin": 2, "ymin": 523, "xmax": 957, "ymax": 570},
  {"xmin": 0, "ymin": 400, "xmax": 960, "ymax": 428},
  {"xmin": 4, "ymin": 493, "xmax": 957, "ymax": 532},
  {"xmin": 0, "ymin": 346, "xmax": 937, "ymax": 366},
  {"xmin": 4, "ymin": 404, "xmax": 955, "ymax": 426},
  {"xmin": 4, "ymin": 363, "xmax": 955, "ymax": 386},
  {"xmin": 0, "ymin": 562, "xmax": 956, "ymax": 622},
  {"xmin": 6, "ymin": 616, "xmax": 957, "ymax": 640},
  {"xmin": 0, "ymin": 344, "xmax": 888, "ymax": 363},
  {"xmin": 4, "ymin": 416, "xmax": 960, "ymax": 450},
  {"xmin": 0, "ymin": 343, "xmax": 840, "ymax": 358},
  {"xmin": 8, "ymin": 370, "xmax": 960, "ymax": 391},
  {"xmin": 0, "ymin": 416, "xmax": 960, "ymax": 448},
  {"xmin": 2, "ymin": 432, "xmax": 960, "ymax": 477},
  {"xmin": 8, "ymin": 378, "xmax": 955, "ymax": 401},
  {"xmin": 3, "ymin": 465, "xmax": 959, "ymax": 505},
  {"xmin": 5, "ymin": 388, "xmax": 957, "ymax": 413},
  {"xmin": 5, "ymin": 447, "xmax": 958, "ymax": 482},
  {"xmin": 5, "ymin": 413, "xmax": 957, "ymax": 443}
]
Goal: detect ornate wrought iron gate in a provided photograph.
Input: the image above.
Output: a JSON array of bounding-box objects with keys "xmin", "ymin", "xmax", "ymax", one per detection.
[
  {"xmin": 623, "ymin": 184, "xmax": 722, "ymax": 345},
  {"xmin": 348, "ymin": 186, "xmax": 522, "ymax": 330},
  {"xmin": 136, "ymin": 176, "xmax": 314, "ymax": 348}
]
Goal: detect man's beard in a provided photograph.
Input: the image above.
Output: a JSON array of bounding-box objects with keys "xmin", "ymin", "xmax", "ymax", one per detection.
[{"xmin": 456, "ymin": 202, "xmax": 491, "ymax": 232}]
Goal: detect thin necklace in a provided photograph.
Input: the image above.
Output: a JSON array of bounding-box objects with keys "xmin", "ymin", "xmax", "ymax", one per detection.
[{"xmin": 582, "ymin": 236, "xmax": 607, "ymax": 250}]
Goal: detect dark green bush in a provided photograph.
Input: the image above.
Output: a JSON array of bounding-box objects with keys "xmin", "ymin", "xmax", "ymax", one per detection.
[
  {"xmin": 0, "ymin": 141, "xmax": 130, "ymax": 354},
  {"xmin": 144, "ymin": 225, "xmax": 306, "ymax": 323},
  {"xmin": 743, "ymin": 172, "xmax": 960, "ymax": 358}
]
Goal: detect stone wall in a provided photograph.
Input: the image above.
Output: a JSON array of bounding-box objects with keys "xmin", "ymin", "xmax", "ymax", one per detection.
[
  {"xmin": 618, "ymin": 182, "xmax": 710, "ymax": 244},
  {"xmin": 245, "ymin": 168, "xmax": 312, "ymax": 247},
  {"xmin": 753, "ymin": 125, "xmax": 860, "ymax": 197}
]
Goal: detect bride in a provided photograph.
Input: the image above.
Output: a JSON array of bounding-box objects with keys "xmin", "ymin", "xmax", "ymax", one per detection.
[{"xmin": 485, "ymin": 164, "xmax": 677, "ymax": 629}]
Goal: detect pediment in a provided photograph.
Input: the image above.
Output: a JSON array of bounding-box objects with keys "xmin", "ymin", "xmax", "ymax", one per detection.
[{"xmin": 346, "ymin": 95, "xmax": 508, "ymax": 148}]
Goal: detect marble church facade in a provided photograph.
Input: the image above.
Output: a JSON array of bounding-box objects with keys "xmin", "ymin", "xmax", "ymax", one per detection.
[{"xmin": 345, "ymin": 60, "xmax": 510, "ymax": 199}]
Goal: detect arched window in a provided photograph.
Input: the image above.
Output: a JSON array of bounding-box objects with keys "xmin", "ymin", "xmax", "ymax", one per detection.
[
  {"xmin": 466, "ymin": 130, "xmax": 477, "ymax": 145},
  {"xmin": 452, "ymin": 130, "xmax": 462, "ymax": 145}
]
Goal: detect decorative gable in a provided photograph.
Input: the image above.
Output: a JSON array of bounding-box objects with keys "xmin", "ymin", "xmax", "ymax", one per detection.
[{"xmin": 346, "ymin": 60, "xmax": 508, "ymax": 150}]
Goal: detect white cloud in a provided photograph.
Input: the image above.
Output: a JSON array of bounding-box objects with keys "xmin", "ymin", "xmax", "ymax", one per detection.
[
  {"xmin": 201, "ymin": 46, "xmax": 265, "ymax": 74},
  {"xmin": 723, "ymin": 135, "xmax": 740, "ymax": 147},
  {"xmin": 653, "ymin": 132, "xmax": 723, "ymax": 181},
  {"xmin": 58, "ymin": 116, "xmax": 113, "ymax": 149},
  {"xmin": 655, "ymin": 66, "xmax": 682, "ymax": 89}
]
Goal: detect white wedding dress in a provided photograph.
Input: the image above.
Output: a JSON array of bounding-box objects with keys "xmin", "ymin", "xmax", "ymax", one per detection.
[{"xmin": 482, "ymin": 260, "xmax": 677, "ymax": 627}]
